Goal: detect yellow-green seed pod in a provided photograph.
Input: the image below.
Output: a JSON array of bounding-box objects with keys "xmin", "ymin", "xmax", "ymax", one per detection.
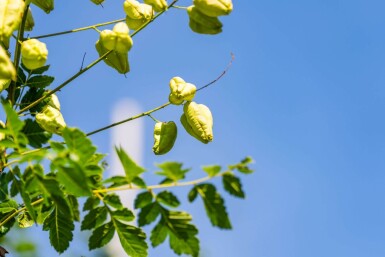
[
  {"xmin": 181, "ymin": 101, "xmax": 213, "ymax": 143},
  {"xmin": 0, "ymin": 46, "xmax": 16, "ymax": 82},
  {"xmin": 152, "ymin": 121, "xmax": 177, "ymax": 155},
  {"xmin": 35, "ymin": 106, "xmax": 66, "ymax": 135},
  {"xmin": 90, "ymin": 0, "xmax": 104, "ymax": 5},
  {"xmin": 21, "ymin": 39, "xmax": 48, "ymax": 70},
  {"xmin": 123, "ymin": 0, "xmax": 153, "ymax": 30},
  {"xmin": 0, "ymin": 0, "xmax": 25, "ymax": 42},
  {"xmin": 95, "ymin": 40, "xmax": 130, "ymax": 74},
  {"xmin": 0, "ymin": 120, "xmax": 5, "ymax": 141},
  {"xmin": 42, "ymin": 91, "xmax": 60, "ymax": 110},
  {"xmin": 100, "ymin": 23, "xmax": 133, "ymax": 53},
  {"xmin": 31, "ymin": 0, "xmax": 54, "ymax": 14},
  {"xmin": 24, "ymin": 8, "xmax": 34, "ymax": 31},
  {"xmin": 0, "ymin": 79, "xmax": 10, "ymax": 92},
  {"xmin": 169, "ymin": 76, "xmax": 196, "ymax": 105},
  {"xmin": 193, "ymin": 0, "xmax": 232, "ymax": 17},
  {"xmin": 144, "ymin": 0, "xmax": 167, "ymax": 12},
  {"xmin": 187, "ymin": 5, "xmax": 222, "ymax": 35}
]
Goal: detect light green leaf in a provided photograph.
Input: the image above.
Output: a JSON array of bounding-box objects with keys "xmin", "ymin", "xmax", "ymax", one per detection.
[
  {"xmin": 56, "ymin": 164, "xmax": 92, "ymax": 197},
  {"xmin": 115, "ymin": 146, "xmax": 145, "ymax": 183},
  {"xmin": 202, "ymin": 165, "xmax": 221, "ymax": 177},
  {"xmin": 17, "ymin": 211, "xmax": 33, "ymax": 228},
  {"xmin": 111, "ymin": 208, "xmax": 135, "ymax": 222},
  {"xmin": 104, "ymin": 194, "xmax": 123, "ymax": 210},
  {"xmin": 229, "ymin": 156, "xmax": 254, "ymax": 174},
  {"xmin": 62, "ymin": 128, "xmax": 97, "ymax": 163},
  {"xmin": 113, "ymin": 219, "xmax": 148, "ymax": 257},
  {"xmin": 150, "ymin": 220, "xmax": 168, "ymax": 247},
  {"xmin": 0, "ymin": 199, "xmax": 18, "ymax": 213},
  {"xmin": 89, "ymin": 221, "xmax": 115, "ymax": 250},
  {"xmin": 155, "ymin": 162, "xmax": 190, "ymax": 182},
  {"xmin": 222, "ymin": 173, "xmax": 245, "ymax": 198}
]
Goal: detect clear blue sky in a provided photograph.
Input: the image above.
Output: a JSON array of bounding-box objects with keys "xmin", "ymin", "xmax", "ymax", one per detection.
[{"xmin": 15, "ymin": 0, "xmax": 385, "ymax": 257}]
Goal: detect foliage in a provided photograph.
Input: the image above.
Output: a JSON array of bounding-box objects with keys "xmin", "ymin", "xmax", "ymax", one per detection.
[{"xmin": 0, "ymin": 0, "xmax": 254, "ymax": 256}]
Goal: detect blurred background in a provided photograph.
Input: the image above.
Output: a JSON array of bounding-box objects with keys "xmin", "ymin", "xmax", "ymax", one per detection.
[{"xmin": 4, "ymin": 0, "xmax": 385, "ymax": 256}]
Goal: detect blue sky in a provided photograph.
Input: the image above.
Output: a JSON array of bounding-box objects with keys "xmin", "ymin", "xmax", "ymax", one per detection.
[{"xmin": 11, "ymin": 0, "xmax": 385, "ymax": 256}]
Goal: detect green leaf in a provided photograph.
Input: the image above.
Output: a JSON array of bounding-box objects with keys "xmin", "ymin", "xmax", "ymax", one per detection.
[
  {"xmin": 149, "ymin": 220, "xmax": 168, "ymax": 247},
  {"xmin": 81, "ymin": 206, "xmax": 108, "ymax": 231},
  {"xmin": 222, "ymin": 173, "xmax": 245, "ymax": 198},
  {"xmin": 12, "ymin": 176, "xmax": 37, "ymax": 222},
  {"xmin": 188, "ymin": 186, "xmax": 198, "ymax": 202},
  {"xmin": 22, "ymin": 119, "xmax": 52, "ymax": 148},
  {"xmin": 112, "ymin": 219, "xmax": 148, "ymax": 257},
  {"xmin": 103, "ymin": 175, "xmax": 128, "ymax": 188},
  {"xmin": 202, "ymin": 165, "xmax": 221, "ymax": 177},
  {"xmin": 26, "ymin": 75, "xmax": 54, "ymax": 88},
  {"xmin": 83, "ymin": 196, "xmax": 100, "ymax": 211},
  {"xmin": 89, "ymin": 221, "xmax": 115, "ymax": 250},
  {"xmin": 111, "ymin": 208, "xmax": 135, "ymax": 222},
  {"xmin": 56, "ymin": 164, "xmax": 92, "ymax": 197},
  {"xmin": 0, "ymin": 210, "xmax": 16, "ymax": 237},
  {"xmin": 138, "ymin": 202, "xmax": 161, "ymax": 226},
  {"xmin": 155, "ymin": 162, "xmax": 190, "ymax": 182},
  {"xmin": 21, "ymin": 63, "xmax": 50, "ymax": 74},
  {"xmin": 134, "ymin": 191, "xmax": 153, "ymax": 209},
  {"xmin": 62, "ymin": 128, "xmax": 97, "ymax": 163},
  {"xmin": 67, "ymin": 195, "xmax": 80, "ymax": 222},
  {"xmin": 2, "ymin": 101, "xmax": 27, "ymax": 148},
  {"xmin": 156, "ymin": 191, "xmax": 180, "ymax": 208},
  {"xmin": 43, "ymin": 206, "xmax": 74, "ymax": 253},
  {"xmin": 17, "ymin": 211, "xmax": 33, "ymax": 228},
  {"xmin": 115, "ymin": 146, "xmax": 145, "ymax": 183},
  {"xmin": 19, "ymin": 87, "xmax": 47, "ymax": 114},
  {"xmin": 103, "ymin": 194, "xmax": 124, "ymax": 209},
  {"xmin": 229, "ymin": 156, "xmax": 254, "ymax": 174},
  {"xmin": 0, "ymin": 199, "xmax": 18, "ymax": 213},
  {"xmin": 194, "ymin": 183, "xmax": 232, "ymax": 229}
]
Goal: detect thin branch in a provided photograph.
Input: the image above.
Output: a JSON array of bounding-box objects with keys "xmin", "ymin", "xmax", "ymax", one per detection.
[
  {"xmin": 0, "ymin": 198, "xmax": 43, "ymax": 227},
  {"xmin": 31, "ymin": 18, "xmax": 126, "ymax": 39}
]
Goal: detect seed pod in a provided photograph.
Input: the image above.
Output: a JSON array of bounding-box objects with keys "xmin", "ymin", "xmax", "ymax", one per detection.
[
  {"xmin": 144, "ymin": 0, "xmax": 167, "ymax": 12},
  {"xmin": 31, "ymin": 0, "xmax": 54, "ymax": 14},
  {"xmin": 35, "ymin": 106, "xmax": 66, "ymax": 135},
  {"xmin": 42, "ymin": 91, "xmax": 60, "ymax": 110},
  {"xmin": 181, "ymin": 101, "xmax": 213, "ymax": 144},
  {"xmin": 193, "ymin": 0, "xmax": 232, "ymax": 17},
  {"xmin": 0, "ymin": 79, "xmax": 10, "ymax": 92},
  {"xmin": 24, "ymin": 8, "xmax": 34, "ymax": 31},
  {"xmin": 0, "ymin": 46, "xmax": 16, "ymax": 82},
  {"xmin": 123, "ymin": 0, "xmax": 153, "ymax": 30},
  {"xmin": 100, "ymin": 22, "xmax": 133, "ymax": 54},
  {"xmin": 95, "ymin": 40, "xmax": 130, "ymax": 74},
  {"xmin": 152, "ymin": 121, "xmax": 177, "ymax": 155},
  {"xmin": 169, "ymin": 76, "xmax": 196, "ymax": 105},
  {"xmin": 21, "ymin": 39, "xmax": 48, "ymax": 70},
  {"xmin": 187, "ymin": 5, "xmax": 222, "ymax": 35},
  {"xmin": 90, "ymin": 0, "xmax": 104, "ymax": 5},
  {"xmin": 0, "ymin": 0, "xmax": 25, "ymax": 42}
]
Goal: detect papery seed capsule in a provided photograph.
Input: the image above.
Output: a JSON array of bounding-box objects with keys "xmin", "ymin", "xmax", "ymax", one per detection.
[
  {"xmin": 31, "ymin": 0, "xmax": 54, "ymax": 14},
  {"xmin": 123, "ymin": 0, "xmax": 153, "ymax": 30},
  {"xmin": 100, "ymin": 23, "xmax": 133, "ymax": 54},
  {"xmin": 95, "ymin": 40, "xmax": 130, "ymax": 74},
  {"xmin": 0, "ymin": 46, "xmax": 16, "ymax": 82},
  {"xmin": 0, "ymin": 0, "xmax": 25, "ymax": 42},
  {"xmin": 181, "ymin": 101, "xmax": 213, "ymax": 144},
  {"xmin": 35, "ymin": 106, "xmax": 66, "ymax": 135},
  {"xmin": 90, "ymin": 0, "xmax": 104, "ymax": 5},
  {"xmin": 193, "ymin": 0, "xmax": 232, "ymax": 17},
  {"xmin": 169, "ymin": 76, "xmax": 196, "ymax": 105},
  {"xmin": 24, "ymin": 8, "xmax": 34, "ymax": 31},
  {"xmin": 152, "ymin": 121, "xmax": 177, "ymax": 155},
  {"xmin": 187, "ymin": 5, "xmax": 222, "ymax": 35},
  {"xmin": 144, "ymin": 0, "xmax": 167, "ymax": 12},
  {"xmin": 21, "ymin": 39, "xmax": 48, "ymax": 70}
]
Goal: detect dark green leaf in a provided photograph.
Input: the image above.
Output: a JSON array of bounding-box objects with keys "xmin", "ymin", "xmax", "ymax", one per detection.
[
  {"xmin": 83, "ymin": 196, "xmax": 100, "ymax": 211},
  {"xmin": 22, "ymin": 119, "xmax": 52, "ymax": 148},
  {"xmin": 111, "ymin": 208, "xmax": 135, "ymax": 222},
  {"xmin": 67, "ymin": 195, "xmax": 80, "ymax": 221},
  {"xmin": 81, "ymin": 206, "xmax": 108, "ymax": 231},
  {"xmin": 195, "ymin": 183, "xmax": 232, "ymax": 229},
  {"xmin": 104, "ymin": 194, "xmax": 123, "ymax": 209},
  {"xmin": 138, "ymin": 202, "xmax": 161, "ymax": 226},
  {"xmin": 222, "ymin": 173, "xmax": 245, "ymax": 198},
  {"xmin": 149, "ymin": 220, "xmax": 168, "ymax": 247},
  {"xmin": 115, "ymin": 146, "xmax": 145, "ymax": 183},
  {"xmin": 103, "ymin": 175, "xmax": 128, "ymax": 187},
  {"xmin": 156, "ymin": 191, "xmax": 180, "ymax": 208},
  {"xmin": 155, "ymin": 162, "xmax": 190, "ymax": 182},
  {"xmin": 12, "ymin": 176, "xmax": 36, "ymax": 222},
  {"xmin": 89, "ymin": 221, "xmax": 115, "ymax": 250},
  {"xmin": 229, "ymin": 156, "xmax": 254, "ymax": 174},
  {"xmin": 43, "ymin": 206, "xmax": 74, "ymax": 253},
  {"xmin": 112, "ymin": 219, "xmax": 148, "ymax": 257},
  {"xmin": 19, "ymin": 87, "xmax": 47, "ymax": 114},
  {"xmin": 56, "ymin": 164, "xmax": 92, "ymax": 197},
  {"xmin": 23, "ymin": 64, "xmax": 50, "ymax": 75},
  {"xmin": 134, "ymin": 191, "xmax": 153, "ymax": 209},
  {"xmin": 188, "ymin": 187, "xmax": 198, "ymax": 202},
  {"xmin": 202, "ymin": 165, "xmax": 221, "ymax": 177},
  {"xmin": 26, "ymin": 75, "xmax": 54, "ymax": 88}
]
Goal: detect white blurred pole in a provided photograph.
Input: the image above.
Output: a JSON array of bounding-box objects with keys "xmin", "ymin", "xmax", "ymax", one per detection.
[{"xmin": 107, "ymin": 99, "xmax": 144, "ymax": 257}]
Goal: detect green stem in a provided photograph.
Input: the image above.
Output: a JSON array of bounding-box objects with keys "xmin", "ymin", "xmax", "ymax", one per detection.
[
  {"xmin": 172, "ymin": 5, "xmax": 188, "ymax": 10},
  {"xmin": 8, "ymin": 4, "xmax": 29, "ymax": 106},
  {"xmin": 0, "ymin": 198, "xmax": 44, "ymax": 227},
  {"xmin": 32, "ymin": 18, "xmax": 126, "ymax": 39},
  {"xmin": 17, "ymin": 0, "xmax": 179, "ymax": 115}
]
